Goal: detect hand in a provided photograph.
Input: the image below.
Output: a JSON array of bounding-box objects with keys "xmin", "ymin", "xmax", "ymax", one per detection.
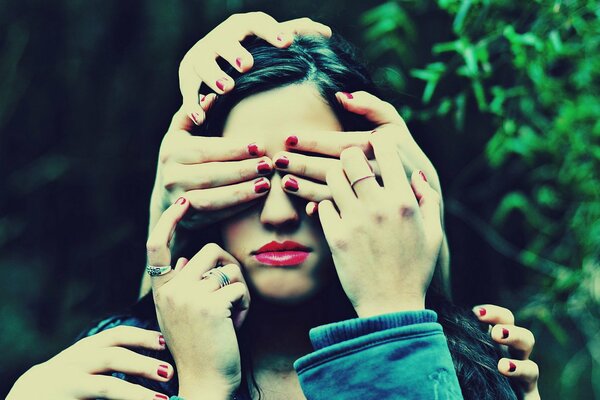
[
  {"xmin": 7, "ymin": 326, "xmax": 173, "ymax": 400},
  {"xmin": 316, "ymin": 134, "xmax": 443, "ymax": 318},
  {"xmin": 178, "ymin": 12, "xmax": 331, "ymax": 122},
  {"xmin": 147, "ymin": 197, "xmax": 251, "ymax": 399},
  {"xmin": 473, "ymin": 304, "xmax": 541, "ymax": 400}
]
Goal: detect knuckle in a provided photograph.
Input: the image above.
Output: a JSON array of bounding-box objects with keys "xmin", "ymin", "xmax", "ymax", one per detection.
[
  {"xmin": 398, "ymin": 203, "xmax": 417, "ymax": 219},
  {"xmin": 192, "ymin": 194, "xmax": 212, "ymax": 210},
  {"xmin": 146, "ymin": 239, "xmax": 164, "ymax": 255}
]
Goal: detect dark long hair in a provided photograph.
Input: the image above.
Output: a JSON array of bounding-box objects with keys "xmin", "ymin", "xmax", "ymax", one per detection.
[{"xmin": 80, "ymin": 34, "xmax": 519, "ymax": 399}]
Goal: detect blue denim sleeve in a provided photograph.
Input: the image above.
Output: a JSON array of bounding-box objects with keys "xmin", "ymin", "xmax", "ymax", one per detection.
[{"xmin": 293, "ymin": 310, "xmax": 463, "ymax": 400}]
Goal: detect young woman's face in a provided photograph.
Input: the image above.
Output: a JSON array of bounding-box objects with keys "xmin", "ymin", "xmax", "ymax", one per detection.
[{"xmin": 220, "ymin": 84, "xmax": 341, "ymax": 304}]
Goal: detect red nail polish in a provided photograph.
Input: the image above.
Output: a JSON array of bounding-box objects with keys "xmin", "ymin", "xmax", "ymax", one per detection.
[
  {"xmin": 157, "ymin": 365, "xmax": 169, "ymax": 378},
  {"xmin": 257, "ymin": 160, "xmax": 271, "ymax": 174},
  {"xmin": 284, "ymin": 177, "xmax": 299, "ymax": 192},
  {"xmin": 478, "ymin": 307, "xmax": 486, "ymax": 317},
  {"xmin": 154, "ymin": 394, "xmax": 169, "ymax": 400},
  {"xmin": 158, "ymin": 335, "xmax": 165, "ymax": 346},
  {"xmin": 275, "ymin": 156, "xmax": 289, "ymax": 168},
  {"xmin": 341, "ymin": 92, "xmax": 353, "ymax": 99},
  {"xmin": 175, "ymin": 197, "xmax": 186, "ymax": 205},
  {"xmin": 508, "ymin": 361, "xmax": 516, "ymax": 372},
  {"xmin": 254, "ymin": 178, "xmax": 270, "ymax": 193},
  {"xmin": 200, "ymin": 95, "xmax": 206, "ymax": 103},
  {"xmin": 236, "ymin": 57, "xmax": 242, "ymax": 68},
  {"xmin": 502, "ymin": 328, "xmax": 509, "ymax": 339},
  {"xmin": 216, "ymin": 78, "xmax": 227, "ymax": 91},
  {"xmin": 286, "ymin": 135, "xmax": 298, "ymax": 146},
  {"xmin": 419, "ymin": 170, "xmax": 428, "ymax": 182},
  {"xmin": 312, "ymin": 203, "xmax": 318, "ymax": 214},
  {"xmin": 247, "ymin": 143, "xmax": 259, "ymax": 156},
  {"xmin": 190, "ymin": 112, "xmax": 201, "ymax": 126}
]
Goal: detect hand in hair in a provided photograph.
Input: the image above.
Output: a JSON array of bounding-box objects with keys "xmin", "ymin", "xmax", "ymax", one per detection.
[
  {"xmin": 6, "ymin": 326, "xmax": 173, "ymax": 400},
  {"xmin": 473, "ymin": 304, "xmax": 541, "ymax": 400},
  {"xmin": 146, "ymin": 197, "xmax": 249, "ymax": 399},
  {"xmin": 179, "ymin": 12, "xmax": 332, "ymax": 124}
]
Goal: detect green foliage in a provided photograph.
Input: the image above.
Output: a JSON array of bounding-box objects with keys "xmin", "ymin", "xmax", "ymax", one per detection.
[{"xmin": 362, "ymin": 0, "xmax": 599, "ymax": 396}]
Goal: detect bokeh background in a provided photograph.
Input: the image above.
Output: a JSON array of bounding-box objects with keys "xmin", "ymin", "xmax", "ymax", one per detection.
[{"xmin": 1, "ymin": 0, "xmax": 598, "ymax": 398}]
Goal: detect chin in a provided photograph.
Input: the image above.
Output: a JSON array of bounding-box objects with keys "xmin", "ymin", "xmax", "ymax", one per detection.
[{"xmin": 249, "ymin": 273, "xmax": 325, "ymax": 305}]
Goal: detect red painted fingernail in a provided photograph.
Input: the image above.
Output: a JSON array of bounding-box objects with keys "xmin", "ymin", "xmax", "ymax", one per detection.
[
  {"xmin": 254, "ymin": 178, "xmax": 270, "ymax": 193},
  {"xmin": 341, "ymin": 92, "xmax": 353, "ymax": 99},
  {"xmin": 175, "ymin": 197, "xmax": 186, "ymax": 205},
  {"xmin": 419, "ymin": 170, "xmax": 428, "ymax": 182},
  {"xmin": 257, "ymin": 160, "xmax": 272, "ymax": 174},
  {"xmin": 247, "ymin": 143, "xmax": 259, "ymax": 156},
  {"xmin": 286, "ymin": 135, "xmax": 298, "ymax": 146},
  {"xmin": 154, "ymin": 394, "xmax": 169, "ymax": 400},
  {"xmin": 158, "ymin": 334, "xmax": 165, "ymax": 346},
  {"xmin": 284, "ymin": 177, "xmax": 299, "ymax": 192},
  {"xmin": 200, "ymin": 94, "xmax": 206, "ymax": 103},
  {"xmin": 478, "ymin": 307, "xmax": 487, "ymax": 317},
  {"xmin": 508, "ymin": 361, "xmax": 516, "ymax": 372},
  {"xmin": 275, "ymin": 156, "xmax": 289, "ymax": 168},
  {"xmin": 502, "ymin": 328, "xmax": 509, "ymax": 339},
  {"xmin": 216, "ymin": 78, "xmax": 227, "ymax": 91},
  {"xmin": 190, "ymin": 112, "xmax": 202, "ymax": 126},
  {"xmin": 236, "ymin": 57, "xmax": 243, "ymax": 68},
  {"xmin": 312, "ymin": 203, "xmax": 318, "ymax": 214},
  {"xmin": 157, "ymin": 364, "xmax": 169, "ymax": 378}
]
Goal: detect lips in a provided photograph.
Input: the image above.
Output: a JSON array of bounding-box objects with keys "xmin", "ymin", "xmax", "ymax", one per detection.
[{"xmin": 252, "ymin": 240, "xmax": 311, "ymax": 266}]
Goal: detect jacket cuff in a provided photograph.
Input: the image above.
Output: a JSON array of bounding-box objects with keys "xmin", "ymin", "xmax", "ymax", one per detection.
[{"xmin": 309, "ymin": 309, "xmax": 437, "ymax": 350}]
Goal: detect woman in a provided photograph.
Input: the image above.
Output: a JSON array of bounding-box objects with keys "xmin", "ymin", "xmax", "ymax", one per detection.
[{"xmin": 7, "ymin": 13, "xmax": 540, "ymax": 400}]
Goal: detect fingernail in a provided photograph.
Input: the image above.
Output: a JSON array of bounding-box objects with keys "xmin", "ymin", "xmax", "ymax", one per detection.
[
  {"xmin": 419, "ymin": 170, "xmax": 428, "ymax": 182},
  {"xmin": 284, "ymin": 177, "xmax": 299, "ymax": 192},
  {"xmin": 502, "ymin": 328, "xmax": 509, "ymax": 339},
  {"xmin": 158, "ymin": 334, "xmax": 165, "ymax": 346},
  {"xmin": 157, "ymin": 364, "xmax": 169, "ymax": 378},
  {"xmin": 236, "ymin": 57, "xmax": 243, "ymax": 68},
  {"xmin": 508, "ymin": 361, "xmax": 516, "ymax": 372},
  {"xmin": 257, "ymin": 160, "xmax": 272, "ymax": 174},
  {"xmin": 275, "ymin": 155, "xmax": 289, "ymax": 168},
  {"xmin": 190, "ymin": 112, "xmax": 202, "ymax": 126},
  {"xmin": 175, "ymin": 197, "xmax": 186, "ymax": 206},
  {"xmin": 200, "ymin": 94, "xmax": 206, "ymax": 103},
  {"xmin": 371, "ymin": 129, "xmax": 377, "ymax": 134},
  {"xmin": 216, "ymin": 78, "xmax": 228, "ymax": 91},
  {"xmin": 478, "ymin": 307, "xmax": 487, "ymax": 317},
  {"xmin": 154, "ymin": 394, "xmax": 169, "ymax": 400},
  {"xmin": 341, "ymin": 92, "xmax": 354, "ymax": 99},
  {"xmin": 312, "ymin": 202, "xmax": 318, "ymax": 214},
  {"xmin": 286, "ymin": 135, "xmax": 298, "ymax": 146},
  {"xmin": 254, "ymin": 178, "xmax": 270, "ymax": 193},
  {"xmin": 247, "ymin": 143, "xmax": 259, "ymax": 156}
]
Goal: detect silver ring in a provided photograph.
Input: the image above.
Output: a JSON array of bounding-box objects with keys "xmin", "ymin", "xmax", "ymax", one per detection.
[
  {"xmin": 350, "ymin": 173, "xmax": 376, "ymax": 188},
  {"xmin": 201, "ymin": 266, "xmax": 231, "ymax": 289},
  {"xmin": 146, "ymin": 264, "xmax": 172, "ymax": 277}
]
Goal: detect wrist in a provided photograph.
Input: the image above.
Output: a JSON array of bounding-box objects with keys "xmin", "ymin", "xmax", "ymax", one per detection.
[{"xmin": 355, "ymin": 295, "xmax": 425, "ymax": 318}]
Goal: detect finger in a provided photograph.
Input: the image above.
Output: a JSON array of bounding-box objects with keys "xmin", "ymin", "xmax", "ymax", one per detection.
[
  {"xmin": 179, "ymin": 243, "xmax": 239, "ymax": 281},
  {"xmin": 81, "ymin": 374, "xmax": 170, "ymax": 400},
  {"xmin": 317, "ymin": 199, "xmax": 342, "ymax": 242},
  {"xmin": 410, "ymin": 169, "xmax": 442, "ymax": 242},
  {"xmin": 472, "ymin": 304, "xmax": 515, "ymax": 325},
  {"xmin": 491, "ymin": 324, "xmax": 535, "ymax": 360},
  {"xmin": 217, "ymin": 40, "xmax": 254, "ymax": 73},
  {"xmin": 369, "ymin": 133, "xmax": 414, "ymax": 201},
  {"xmin": 80, "ymin": 326, "xmax": 166, "ymax": 351},
  {"xmin": 283, "ymin": 132, "xmax": 373, "ymax": 158},
  {"xmin": 242, "ymin": 11, "xmax": 294, "ymax": 47},
  {"xmin": 273, "ymin": 151, "xmax": 380, "ymax": 182},
  {"xmin": 200, "ymin": 263, "xmax": 245, "ymax": 292},
  {"xmin": 82, "ymin": 347, "xmax": 174, "ymax": 382},
  {"xmin": 165, "ymin": 136, "xmax": 265, "ymax": 164},
  {"xmin": 340, "ymin": 146, "xmax": 380, "ymax": 200},
  {"xmin": 173, "ymin": 257, "xmax": 189, "ymax": 272},
  {"xmin": 335, "ymin": 90, "xmax": 404, "ymax": 126},
  {"xmin": 146, "ymin": 197, "xmax": 190, "ymax": 268},
  {"xmin": 325, "ymin": 165, "xmax": 360, "ymax": 216},
  {"xmin": 281, "ymin": 174, "xmax": 331, "ymax": 202},
  {"xmin": 178, "ymin": 62, "xmax": 209, "ymax": 124},
  {"xmin": 498, "ymin": 358, "xmax": 539, "ymax": 391},
  {"xmin": 305, "ymin": 201, "xmax": 319, "ymax": 217},
  {"xmin": 185, "ymin": 177, "xmax": 270, "ymax": 211},
  {"xmin": 213, "ymin": 281, "xmax": 251, "ymax": 330},
  {"xmin": 199, "ymin": 92, "xmax": 218, "ymax": 112},
  {"xmin": 166, "ymin": 156, "xmax": 273, "ymax": 191},
  {"xmin": 280, "ymin": 17, "xmax": 332, "ymax": 37}
]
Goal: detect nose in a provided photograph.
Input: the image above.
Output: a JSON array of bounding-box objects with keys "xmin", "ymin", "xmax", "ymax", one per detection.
[{"xmin": 259, "ymin": 170, "xmax": 301, "ymax": 231}]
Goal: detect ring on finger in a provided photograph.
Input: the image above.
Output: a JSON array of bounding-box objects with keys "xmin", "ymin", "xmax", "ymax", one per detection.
[
  {"xmin": 201, "ymin": 266, "xmax": 231, "ymax": 288},
  {"xmin": 146, "ymin": 264, "xmax": 172, "ymax": 277},
  {"xmin": 350, "ymin": 173, "xmax": 376, "ymax": 188}
]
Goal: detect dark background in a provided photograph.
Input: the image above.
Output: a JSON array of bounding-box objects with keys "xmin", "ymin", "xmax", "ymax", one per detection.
[{"xmin": 1, "ymin": 0, "xmax": 598, "ymax": 398}]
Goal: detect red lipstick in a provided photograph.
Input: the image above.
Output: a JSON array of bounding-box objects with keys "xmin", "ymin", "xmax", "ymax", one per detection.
[{"xmin": 252, "ymin": 240, "xmax": 311, "ymax": 266}]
